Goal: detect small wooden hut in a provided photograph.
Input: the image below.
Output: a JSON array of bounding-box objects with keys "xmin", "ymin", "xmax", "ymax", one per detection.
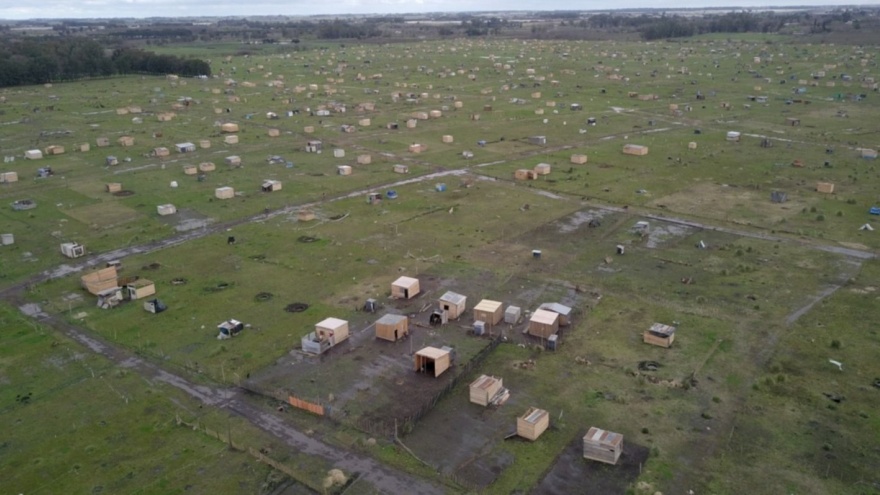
[
  {"xmin": 126, "ymin": 279, "xmax": 156, "ymax": 300},
  {"xmin": 534, "ymin": 163, "xmax": 551, "ymax": 175},
  {"xmin": 517, "ymin": 407, "xmax": 549, "ymax": 441},
  {"xmin": 157, "ymin": 204, "xmax": 177, "ymax": 216},
  {"xmin": 816, "ymin": 182, "xmax": 835, "ymax": 194},
  {"xmin": 583, "ymin": 427, "xmax": 624, "ymax": 465},
  {"xmin": 473, "ymin": 299, "xmax": 503, "ymax": 327},
  {"xmin": 469, "ymin": 375, "xmax": 504, "ymax": 406},
  {"xmin": 375, "ymin": 314, "xmax": 409, "ymax": 342},
  {"xmin": 105, "ymin": 183, "xmax": 122, "ymax": 193},
  {"xmin": 570, "ymin": 154, "xmax": 588, "ymax": 164},
  {"xmin": 391, "ymin": 276, "xmax": 420, "ymax": 299},
  {"xmin": 414, "ymin": 346, "xmax": 451, "ymax": 377},
  {"xmin": 80, "ymin": 266, "xmax": 118, "ymax": 295},
  {"xmin": 622, "ymin": 144, "xmax": 648, "ymax": 156},
  {"xmin": 643, "ymin": 322, "xmax": 676, "ymax": 348},
  {"xmin": 528, "ymin": 309, "xmax": 559, "ymax": 338},
  {"xmin": 438, "ymin": 291, "xmax": 467, "ymax": 320},
  {"xmin": 215, "ymin": 186, "xmax": 235, "ymax": 199}
]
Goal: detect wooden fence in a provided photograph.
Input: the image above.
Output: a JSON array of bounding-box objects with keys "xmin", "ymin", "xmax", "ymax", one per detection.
[{"xmin": 288, "ymin": 394, "xmax": 326, "ymax": 416}]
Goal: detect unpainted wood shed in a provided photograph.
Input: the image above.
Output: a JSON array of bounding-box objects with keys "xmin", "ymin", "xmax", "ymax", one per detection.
[
  {"xmin": 583, "ymin": 427, "xmax": 624, "ymax": 465},
  {"xmin": 517, "ymin": 407, "xmax": 550, "ymax": 441},
  {"xmin": 643, "ymin": 322, "xmax": 676, "ymax": 348},
  {"xmin": 413, "ymin": 346, "xmax": 451, "ymax": 377},
  {"xmin": 473, "ymin": 299, "xmax": 503, "ymax": 327},
  {"xmin": 438, "ymin": 291, "xmax": 467, "ymax": 320},
  {"xmin": 528, "ymin": 309, "xmax": 560, "ymax": 338},
  {"xmin": 469, "ymin": 375, "xmax": 503, "ymax": 407},
  {"xmin": 391, "ymin": 276, "xmax": 420, "ymax": 299},
  {"xmin": 375, "ymin": 314, "xmax": 409, "ymax": 342}
]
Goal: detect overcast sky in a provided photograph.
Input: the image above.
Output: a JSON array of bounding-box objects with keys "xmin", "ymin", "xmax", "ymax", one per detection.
[{"xmin": 1, "ymin": 0, "xmax": 877, "ymax": 21}]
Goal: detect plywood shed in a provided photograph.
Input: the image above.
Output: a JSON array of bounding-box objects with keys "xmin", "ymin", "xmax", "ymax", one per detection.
[
  {"xmin": 157, "ymin": 113, "xmax": 174, "ymax": 122},
  {"xmin": 80, "ymin": 266, "xmax": 118, "ymax": 295},
  {"xmin": 331, "ymin": 148, "xmax": 345, "ymax": 158},
  {"xmin": 105, "ymin": 155, "xmax": 119, "ymax": 166},
  {"xmin": 861, "ymin": 149, "xmax": 878, "ymax": 159},
  {"xmin": 126, "ymin": 279, "xmax": 156, "ymax": 300},
  {"xmin": 223, "ymin": 134, "xmax": 239, "ymax": 145},
  {"xmin": 391, "ymin": 276, "xmax": 420, "ymax": 299},
  {"xmin": 622, "ymin": 144, "xmax": 648, "ymax": 156},
  {"xmin": 25, "ymin": 149, "xmax": 43, "ymax": 160},
  {"xmin": 304, "ymin": 125, "xmax": 315, "ymax": 134},
  {"xmin": 199, "ymin": 139, "xmax": 211, "ymax": 149},
  {"xmin": 688, "ymin": 142, "xmax": 698, "ymax": 150},
  {"xmin": 77, "ymin": 143, "xmax": 90, "ymax": 152},
  {"xmin": 118, "ymin": 136, "xmax": 134, "ymax": 147},
  {"xmin": 220, "ymin": 122, "xmax": 240, "ymax": 133},
  {"xmin": 406, "ymin": 119, "xmax": 418, "ymax": 129},
  {"xmin": 409, "ymin": 143, "xmax": 426, "ymax": 153},
  {"xmin": 528, "ymin": 309, "xmax": 560, "ymax": 338},
  {"xmin": 60, "ymin": 242, "xmax": 85, "ymax": 259},
  {"xmin": 337, "ymin": 165, "xmax": 352, "ymax": 176},
  {"xmin": 438, "ymin": 291, "xmax": 467, "ymax": 320},
  {"xmin": 157, "ymin": 204, "xmax": 177, "ymax": 216},
  {"xmin": 316, "ymin": 317, "xmax": 350, "ymax": 344},
  {"xmin": 356, "ymin": 154, "xmax": 371, "ymax": 165},
  {"xmin": 106, "ymin": 182, "xmax": 122, "ymax": 193},
  {"xmin": 514, "ymin": 169, "xmax": 538, "ymax": 181},
  {"xmin": 570, "ymin": 154, "xmax": 588, "ymax": 164},
  {"xmin": 534, "ymin": 163, "xmax": 551, "ymax": 175},
  {"xmin": 529, "ymin": 136, "xmax": 547, "ymax": 145},
  {"xmin": 96, "ymin": 137, "xmax": 110, "ymax": 147},
  {"xmin": 198, "ymin": 162, "xmax": 216, "ymax": 172},
  {"xmin": 469, "ymin": 375, "xmax": 504, "ymax": 407},
  {"xmin": 517, "ymin": 407, "xmax": 550, "ymax": 441},
  {"xmin": 414, "ymin": 346, "xmax": 451, "ymax": 377},
  {"xmin": 358, "ymin": 118, "xmax": 371, "ymax": 126},
  {"xmin": 116, "ymin": 107, "xmax": 129, "ymax": 115},
  {"xmin": 215, "ymin": 186, "xmax": 235, "ymax": 199},
  {"xmin": 152, "ymin": 147, "xmax": 170, "ymax": 158},
  {"xmin": 412, "ymin": 111, "xmax": 429, "ymax": 120},
  {"xmin": 817, "ymin": 182, "xmax": 835, "ymax": 194},
  {"xmin": 375, "ymin": 314, "xmax": 409, "ymax": 342},
  {"xmin": 224, "ymin": 156, "xmax": 241, "ymax": 167},
  {"xmin": 429, "ymin": 110, "xmax": 443, "ymax": 118},
  {"xmin": 786, "ymin": 117, "xmax": 801, "ymax": 126},
  {"xmin": 442, "ymin": 135, "xmax": 454, "ymax": 144},
  {"xmin": 643, "ymin": 322, "xmax": 676, "ymax": 348},
  {"xmin": 539, "ymin": 303, "xmax": 573, "ymax": 326},
  {"xmin": 1, "ymin": 171, "xmax": 19, "ymax": 183},
  {"xmin": 182, "ymin": 165, "xmax": 198, "ymax": 176},
  {"xmin": 44, "ymin": 145, "xmax": 65, "ymax": 156},
  {"xmin": 583, "ymin": 427, "xmax": 624, "ymax": 465},
  {"xmin": 474, "ymin": 299, "xmax": 504, "ymax": 327},
  {"xmin": 393, "ymin": 164, "xmax": 409, "ymax": 174}
]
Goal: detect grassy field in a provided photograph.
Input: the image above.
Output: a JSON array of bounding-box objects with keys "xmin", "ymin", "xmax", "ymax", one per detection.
[{"xmin": 2, "ymin": 33, "xmax": 880, "ymax": 495}]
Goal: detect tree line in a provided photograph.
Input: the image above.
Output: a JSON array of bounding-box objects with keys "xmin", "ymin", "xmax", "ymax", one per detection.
[{"xmin": 0, "ymin": 37, "xmax": 210, "ymax": 87}]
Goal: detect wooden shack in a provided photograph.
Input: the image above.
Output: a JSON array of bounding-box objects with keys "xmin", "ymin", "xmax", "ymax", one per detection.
[
  {"xmin": 25, "ymin": 149, "xmax": 43, "ymax": 160},
  {"xmin": 583, "ymin": 427, "xmax": 624, "ymax": 465},
  {"xmin": 409, "ymin": 143, "xmax": 426, "ymax": 153},
  {"xmin": 469, "ymin": 375, "xmax": 504, "ymax": 407},
  {"xmin": 220, "ymin": 122, "xmax": 240, "ymax": 133},
  {"xmin": 0, "ymin": 171, "xmax": 18, "ymax": 183},
  {"xmin": 267, "ymin": 128, "xmax": 280, "ymax": 137},
  {"xmin": 528, "ymin": 309, "xmax": 560, "ymax": 338},
  {"xmin": 688, "ymin": 142, "xmax": 698, "ymax": 150},
  {"xmin": 223, "ymin": 134, "xmax": 239, "ymax": 145},
  {"xmin": 176, "ymin": 142, "xmax": 196, "ymax": 153},
  {"xmin": 157, "ymin": 204, "xmax": 177, "ymax": 216},
  {"xmin": 517, "ymin": 407, "xmax": 550, "ymax": 441},
  {"xmin": 126, "ymin": 279, "xmax": 156, "ymax": 300},
  {"xmin": 96, "ymin": 137, "xmax": 110, "ymax": 147},
  {"xmin": 224, "ymin": 156, "xmax": 241, "ymax": 167},
  {"xmin": 643, "ymin": 322, "xmax": 676, "ymax": 348},
  {"xmin": 393, "ymin": 164, "xmax": 409, "ymax": 174},
  {"xmin": 337, "ymin": 165, "xmax": 352, "ymax": 176},
  {"xmin": 473, "ymin": 299, "xmax": 503, "ymax": 327},
  {"xmin": 117, "ymin": 136, "xmax": 134, "ymax": 147},
  {"xmin": 261, "ymin": 180, "xmax": 282, "ymax": 192},
  {"xmin": 534, "ymin": 163, "xmax": 551, "ymax": 175},
  {"xmin": 442, "ymin": 135, "xmax": 454, "ymax": 144},
  {"xmin": 414, "ymin": 346, "xmax": 451, "ymax": 377},
  {"xmin": 199, "ymin": 139, "xmax": 211, "ymax": 149},
  {"xmin": 106, "ymin": 183, "xmax": 122, "ymax": 193},
  {"xmin": 80, "ymin": 266, "xmax": 118, "ymax": 295},
  {"xmin": 199, "ymin": 162, "xmax": 216, "ymax": 172},
  {"xmin": 622, "ymin": 144, "xmax": 648, "ymax": 156},
  {"xmin": 391, "ymin": 276, "xmax": 420, "ymax": 299},
  {"xmin": 570, "ymin": 154, "xmax": 588, "ymax": 164},
  {"xmin": 302, "ymin": 317, "xmax": 350, "ymax": 355},
  {"xmin": 44, "ymin": 145, "xmax": 65, "ymax": 155},
  {"xmin": 357, "ymin": 154, "xmax": 372, "ymax": 165},
  {"xmin": 816, "ymin": 182, "xmax": 835, "ymax": 194},
  {"xmin": 152, "ymin": 147, "xmax": 170, "ymax": 158},
  {"xmin": 375, "ymin": 314, "xmax": 409, "ymax": 342},
  {"xmin": 539, "ymin": 303, "xmax": 572, "ymax": 326},
  {"xmin": 183, "ymin": 165, "xmax": 197, "ymax": 175},
  {"xmin": 514, "ymin": 169, "xmax": 538, "ymax": 181},
  {"xmin": 215, "ymin": 186, "xmax": 235, "ymax": 199},
  {"xmin": 438, "ymin": 291, "xmax": 467, "ymax": 320},
  {"xmin": 529, "ymin": 136, "xmax": 547, "ymax": 145}
]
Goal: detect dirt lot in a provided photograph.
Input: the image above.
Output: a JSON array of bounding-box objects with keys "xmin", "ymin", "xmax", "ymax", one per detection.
[{"xmin": 532, "ymin": 434, "xmax": 650, "ymax": 495}]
